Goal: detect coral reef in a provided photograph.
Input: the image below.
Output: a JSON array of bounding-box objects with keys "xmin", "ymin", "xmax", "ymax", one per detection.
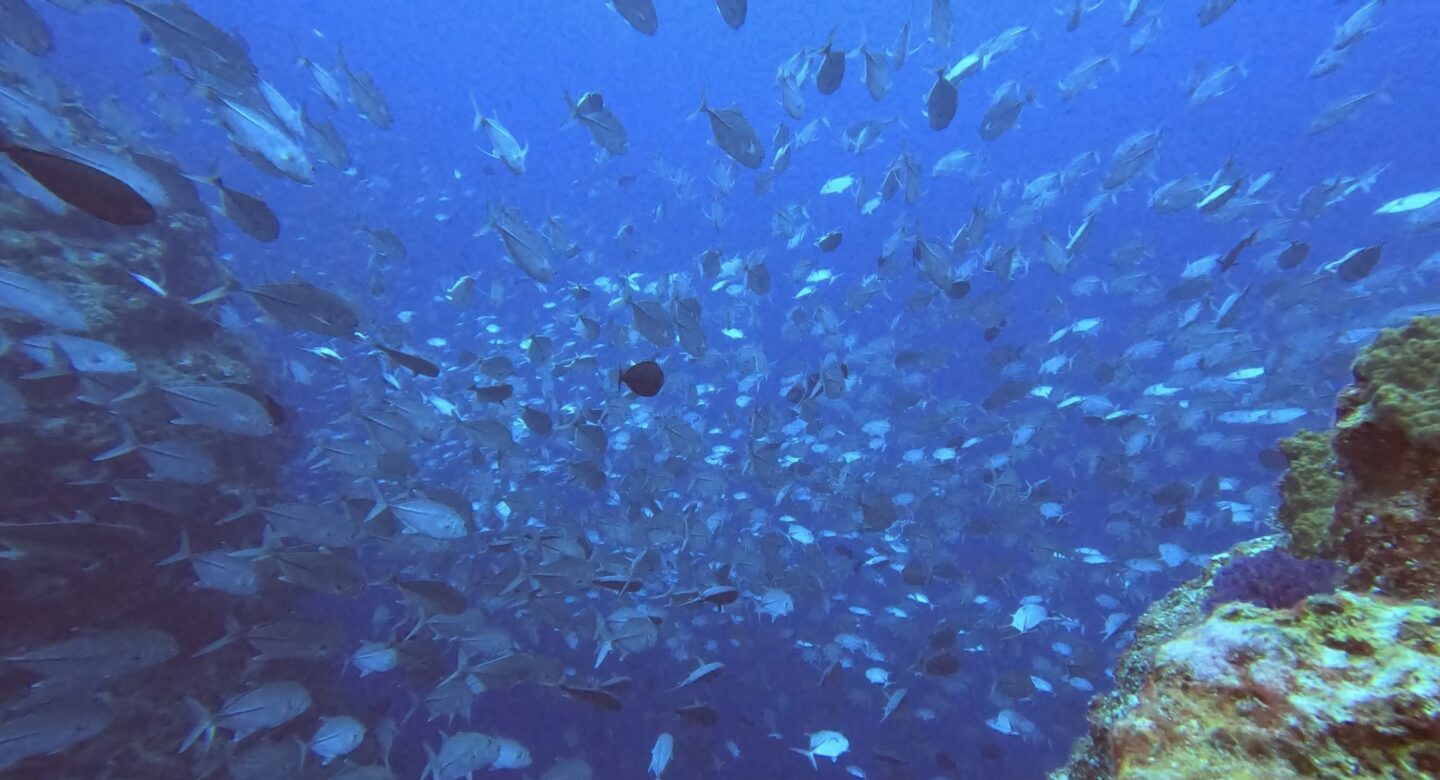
[
  {"xmin": 1275, "ymin": 430, "xmax": 1341, "ymax": 558},
  {"xmin": 1051, "ymin": 317, "xmax": 1440, "ymax": 780},
  {"xmin": 1110, "ymin": 592, "xmax": 1440, "ymax": 779},
  {"xmin": 1331, "ymin": 316, "xmax": 1440, "ymax": 600},
  {"xmin": 1346, "ymin": 316, "xmax": 1440, "ymax": 450}
]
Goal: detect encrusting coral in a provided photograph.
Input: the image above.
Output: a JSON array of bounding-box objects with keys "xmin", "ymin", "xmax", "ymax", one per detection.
[{"xmin": 1051, "ymin": 317, "xmax": 1440, "ymax": 780}]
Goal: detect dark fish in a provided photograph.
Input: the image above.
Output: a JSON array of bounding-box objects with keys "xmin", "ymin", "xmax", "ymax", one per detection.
[
  {"xmin": 210, "ymin": 177, "xmax": 279, "ymax": 241},
  {"xmin": 1159, "ymin": 507, "xmax": 1187, "ymax": 529},
  {"xmin": 570, "ymin": 459, "xmax": 606, "ymax": 490},
  {"xmin": 374, "ymin": 344, "xmax": 440, "ymax": 377},
  {"xmin": 620, "ymin": 360, "xmax": 664, "ymax": 397},
  {"xmin": 1258, "ymin": 449, "xmax": 1288, "ymax": 470},
  {"xmin": 393, "ymin": 578, "xmax": 467, "ymax": 615},
  {"xmin": 923, "ymin": 651, "xmax": 961, "ymax": 676},
  {"xmin": 470, "ymin": 383, "xmax": 514, "ymax": 403},
  {"xmin": 1217, "ymin": 229, "xmax": 1258, "ymax": 272},
  {"xmin": 715, "ymin": 0, "xmax": 745, "ymax": 28},
  {"xmin": 816, "ymin": 29, "xmax": 845, "ymax": 94},
  {"xmin": 675, "ymin": 703, "xmax": 719, "ymax": 726},
  {"xmin": 526, "ymin": 335, "xmax": 553, "ymax": 364},
  {"xmin": 1152, "ymin": 480, "xmax": 1193, "ymax": 506},
  {"xmin": 996, "ymin": 669, "xmax": 1035, "ymax": 698},
  {"xmin": 690, "ymin": 586, "xmax": 739, "ymax": 606},
  {"xmin": 1336, "ymin": 244, "xmax": 1382, "ymax": 282},
  {"xmin": 982, "ymin": 380, "xmax": 1030, "ymax": 411},
  {"xmin": 612, "ymin": 0, "xmax": 657, "ymax": 35},
  {"xmin": 521, "ymin": 406, "xmax": 553, "ymax": 435},
  {"xmin": 815, "ymin": 231, "xmax": 843, "ymax": 252},
  {"xmin": 560, "ymin": 684, "xmax": 622, "ymax": 712},
  {"xmin": 745, "ymin": 262, "xmax": 770, "ymax": 294},
  {"xmin": 0, "ymin": 0, "xmax": 53, "ymax": 55},
  {"xmin": 1199, "ymin": 0, "xmax": 1239, "ymax": 27},
  {"xmin": 1276, "ymin": 241, "xmax": 1310, "ymax": 270},
  {"xmin": 927, "ymin": 69, "xmax": 958, "ymax": 130},
  {"xmin": 691, "ymin": 89, "xmax": 765, "ymax": 169},
  {"xmin": 0, "ymin": 135, "xmax": 155, "ymax": 226}
]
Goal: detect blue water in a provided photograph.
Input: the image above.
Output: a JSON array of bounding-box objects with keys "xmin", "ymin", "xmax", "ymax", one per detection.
[{"xmin": 17, "ymin": 0, "xmax": 1440, "ymax": 778}]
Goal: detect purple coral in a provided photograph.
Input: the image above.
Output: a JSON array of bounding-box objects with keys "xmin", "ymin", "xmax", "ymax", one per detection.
[{"xmin": 1204, "ymin": 549, "xmax": 1344, "ymax": 613}]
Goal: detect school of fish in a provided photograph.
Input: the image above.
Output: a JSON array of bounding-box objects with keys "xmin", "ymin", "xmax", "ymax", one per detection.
[{"xmin": 0, "ymin": 0, "xmax": 1434, "ymax": 778}]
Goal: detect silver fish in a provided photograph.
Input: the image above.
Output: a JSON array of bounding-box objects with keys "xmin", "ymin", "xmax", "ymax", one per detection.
[
  {"xmin": 691, "ymin": 88, "xmax": 764, "ymax": 169},
  {"xmin": 486, "ymin": 203, "xmax": 555, "ymax": 284},
  {"xmin": 0, "ymin": 268, "xmax": 87, "ymax": 331},
  {"xmin": 181, "ymin": 681, "xmax": 312, "ymax": 752},
  {"xmin": 0, "ymin": 697, "xmax": 112, "ymax": 771},
  {"xmin": 2, "ymin": 629, "xmax": 176, "ymax": 681},
  {"xmin": 163, "ymin": 384, "xmax": 276, "ymax": 437},
  {"xmin": 20, "ymin": 335, "xmax": 135, "ymax": 376}
]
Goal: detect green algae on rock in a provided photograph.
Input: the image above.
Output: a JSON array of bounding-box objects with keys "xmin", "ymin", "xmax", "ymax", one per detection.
[
  {"xmin": 1276, "ymin": 430, "xmax": 1341, "ymax": 558},
  {"xmin": 1345, "ymin": 315, "xmax": 1440, "ymax": 450},
  {"xmin": 1330, "ymin": 316, "xmax": 1440, "ymax": 599}
]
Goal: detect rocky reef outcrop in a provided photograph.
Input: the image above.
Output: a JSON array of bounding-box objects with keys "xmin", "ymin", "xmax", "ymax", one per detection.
[{"xmin": 1052, "ymin": 316, "xmax": 1440, "ymax": 780}]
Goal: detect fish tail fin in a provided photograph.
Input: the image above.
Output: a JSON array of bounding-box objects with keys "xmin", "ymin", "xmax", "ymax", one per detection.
[
  {"xmin": 92, "ymin": 416, "xmax": 139, "ymax": 462},
  {"xmin": 157, "ymin": 528, "xmax": 191, "ymax": 567},
  {"xmin": 560, "ymin": 89, "xmax": 579, "ymax": 128},
  {"xmin": 362, "ymin": 478, "xmax": 388, "ymax": 523},
  {"xmin": 20, "ymin": 341, "xmax": 77, "ymax": 381},
  {"xmin": 788, "ymin": 747, "xmax": 818, "ymax": 770},
  {"xmin": 186, "ymin": 283, "xmax": 231, "ymax": 306},
  {"xmin": 258, "ymin": 523, "xmax": 282, "ymax": 557},
  {"xmin": 214, "ymin": 490, "xmax": 257, "ymax": 525},
  {"xmin": 177, "ymin": 697, "xmax": 214, "ymax": 754},
  {"xmin": 688, "ymin": 85, "xmax": 709, "ymax": 121},
  {"xmin": 192, "ymin": 613, "xmax": 241, "ymax": 657},
  {"xmin": 467, "ymin": 89, "xmax": 482, "ymax": 132}
]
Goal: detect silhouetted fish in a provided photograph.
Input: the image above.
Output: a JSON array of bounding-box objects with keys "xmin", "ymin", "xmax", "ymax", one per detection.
[
  {"xmin": 620, "ymin": 360, "xmax": 664, "ymax": 397},
  {"xmin": 0, "ymin": 136, "xmax": 156, "ymax": 226}
]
